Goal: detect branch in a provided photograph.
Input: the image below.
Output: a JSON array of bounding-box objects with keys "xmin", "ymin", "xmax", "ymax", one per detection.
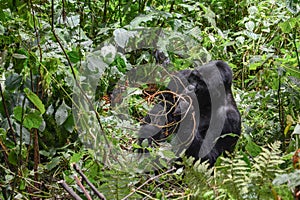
[
  {"xmin": 0, "ymin": 84, "xmax": 16, "ymax": 144},
  {"xmin": 74, "ymin": 175, "xmax": 92, "ymax": 200},
  {"xmin": 58, "ymin": 180, "xmax": 83, "ymax": 200},
  {"xmin": 73, "ymin": 163, "xmax": 106, "ymax": 200}
]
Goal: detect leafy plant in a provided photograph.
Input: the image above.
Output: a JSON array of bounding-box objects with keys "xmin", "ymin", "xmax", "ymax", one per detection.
[
  {"xmin": 0, "ymin": 0, "xmax": 299, "ymax": 199},
  {"xmin": 183, "ymin": 142, "xmax": 293, "ymax": 199}
]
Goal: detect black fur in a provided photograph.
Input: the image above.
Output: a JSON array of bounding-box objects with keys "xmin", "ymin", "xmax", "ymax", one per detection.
[{"xmin": 138, "ymin": 60, "xmax": 241, "ymax": 166}]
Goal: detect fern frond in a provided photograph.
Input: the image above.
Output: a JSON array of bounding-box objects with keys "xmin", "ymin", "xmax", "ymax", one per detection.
[
  {"xmin": 220, "ymin": 155, "xmax": 251, "ymax": 198},
  {"xmin": 183, "ymin": 159, "xmax": 225, "ymax": 199},
  {"xmin": 217, "ymin": 141, "xmax": 285, "ymax": 199},
  {"xmin": 252, "ymin": 141, "xmax": 284, "ymax": 179},
  {"xmin": 185, "ymin": 142, "xmax": 286, "ymax": 199}
]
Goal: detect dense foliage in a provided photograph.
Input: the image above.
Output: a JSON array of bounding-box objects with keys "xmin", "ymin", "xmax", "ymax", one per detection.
[{"xmin": 0, "ymin": 0, "xmax": 299, "ymax": 199}]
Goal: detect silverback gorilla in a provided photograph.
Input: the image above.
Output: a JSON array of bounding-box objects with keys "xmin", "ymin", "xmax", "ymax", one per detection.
[{"xmin": 138, "ymin": 60, "xmax": 241, "ymax": 166}]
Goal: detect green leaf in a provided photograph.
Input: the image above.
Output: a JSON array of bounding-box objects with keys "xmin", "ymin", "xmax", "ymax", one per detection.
[
  {"xmin": 67, "ymin": 50, "xmax": 81, "ymax": 63},
  {"xmin": 8, "ymin": 151, "xmax": 18, "ymax": 166},
  {"xmin": 161, "ymin": 150, "xmax": 177, "ymax": 159},
  {"xmin": 282, "ymin": 65, "xmax": 300, "ymax": 78},
  {"xmin": 0, "ymin": 128, "xmax": 6, "ymax": 140},
  {"xmin": 13, "ymin": 106, "xmax": 23, "ymax": 122},
  {"xmin": 249, "ymin": 62, "xmax": 261, "ymax": 71},
  {"xmin": 27, "ymin": 11, "xmax": 34, "ymax": 29},
  {"xmin": 14, "ymin": 107, "xmax": 43, "ymax": 129},
  {"xmin": 279, "ymin": 18, "xmax": 297, "ymax": 33},
  {"xmin": 199, "ymin": 3, "xmax": 216, "ymax": 27},
  {"xmin": 158, "ymin": 158, "xmax": 168, "ymax": 168},
  {"xmin": 245, "ymin": 140, "xmax": 262, "ymax": 157},
  {"xmin": 23, "ymin": 110, "xmax": 43, "ymax": 129},
  {"xmin": 0, "ymin": 24, "xmax": 4, "ymax": 34},
  {"xmin": 24, "ymin": 88, "xmax": 45, "ymax": 114},
  {"xmin": 20, "ymin": 179, "xmax": 26, "ymax": 190},
  {"xmin": 63, "ymin": 115, "xmax": 74, "ymax": 133},
  {"xmin": 279, "ymin": 21, "xmax": 291, "ymax": 33},
  {"xmin": 70, "ymin": 152, "xmax": 85, "ymax": 163},
  {"xmin": 45, "ymin": 157, "xmax": 61, "ymax": 171}
]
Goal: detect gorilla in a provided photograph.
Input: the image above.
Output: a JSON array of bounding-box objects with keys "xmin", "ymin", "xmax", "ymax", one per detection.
[{"xmin": 138, "ymin": 60, "xmax": 241, "ymax": 166}]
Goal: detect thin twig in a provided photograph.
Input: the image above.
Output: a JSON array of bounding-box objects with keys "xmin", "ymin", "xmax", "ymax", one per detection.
[
  {"xmin": 0, "ymin": 84, "xmax": 16, "ymax": 144},
  {"xmin": 73, "ymin": 163, "xmax": 106, "ymax": 200},
  {"xmin": 141, "ymin": 89, "xmax": 193, "ymax": 131},
  {"xmin": 74, "ymin": 175, "xmax": 92, "ymax": 200},
  {"xmin": 121, "ymin": 167, "xmax": 176, "ymax": 200}
]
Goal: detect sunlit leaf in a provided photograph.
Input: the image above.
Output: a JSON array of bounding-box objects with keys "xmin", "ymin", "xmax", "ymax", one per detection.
[
  {"xmin": 24, "ymin": 88, "xmax": 45, "ymax": 114},
  {"xmin": 245, "ymin": 140, "xmax": 262, "ymax": 157},
  {"xmin": 245, "ymin": 21, "xmax": 255, "ymax": 32},
  {"xmin": 12, "ymin": 53, "xmax": 27, "ymax": 59},
  {"xmin": 292, "ymin": 124, "xmax": 300, "ymax": 136},
  {"xmin": 248, "ymin": 6, "xmax": 258, "ymax": 15},
  {"xmin": 70, "ymin": 152, "xmax": 85, "ymax": 163},
  {"xmin": 129, "ymin": 14, "xmax": 155, "ymax": 27}
]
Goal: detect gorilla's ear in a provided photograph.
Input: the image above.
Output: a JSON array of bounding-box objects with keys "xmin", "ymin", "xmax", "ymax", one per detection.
[{"xmin": 215, "ymin": 61, "xmax": 233, "ymax": 86}]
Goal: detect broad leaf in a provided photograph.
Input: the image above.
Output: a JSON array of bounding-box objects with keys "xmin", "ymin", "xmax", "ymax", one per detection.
[
  {"xmin": 67, "ymin": 50, "xmax": 81, "ymax": 63},
  {"xmin": 8, "ymin": 151, "xmax": 18, "ymax": 166},
  {"xmin": 14, "ymin": 106, "xmax": 43, "ymax": 129},
  {"xmin": 23, "ymin": 110, "xmax": 43, "ymax": 129},
  {"xmin": 13, "ymin": 106, "xmax": 23, "ymax": 122},
  {"xmin": 45, "ymin": 157, "xmax": 61, "ymax": 171},
  {"xmin": 24, "ymin": 88, "xmax": 45, "ymax": 114}
]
